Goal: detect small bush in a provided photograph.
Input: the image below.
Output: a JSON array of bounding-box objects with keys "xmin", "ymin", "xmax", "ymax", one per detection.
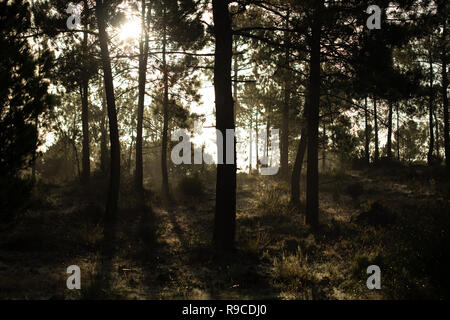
[{"xmin": 177, "ymin": 175, "xmax": 205, "ymax": 198}]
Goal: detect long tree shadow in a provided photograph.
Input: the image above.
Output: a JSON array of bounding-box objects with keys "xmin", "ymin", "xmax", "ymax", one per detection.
[
  {"xmin": 80, "ymin": 218, "xmax": 117, "ymax": 299},
  {"xmin": 154, "ymin": 198, "xmax": 280, "ymax": 300}
]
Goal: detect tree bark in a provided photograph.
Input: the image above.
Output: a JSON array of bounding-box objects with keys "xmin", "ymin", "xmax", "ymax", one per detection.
[
  {"xmin": 255, "ymin": 108, "xmax": 259, "ymax": 171},
  {"xmin": 434, "ymin": 110, "xmax": 440, "ymax": 158},
  {"xmin": 31, "ymin": 115, "xmax": 38, "ymax": 183},
  {"xmin": 161, "ymin": 6, "xmax": 170, "ymax": 202},
  {"xmin": 80, "ymin": 0, "xmax": 90, "ymax": 185},
  {"xmin": 387, "ymin": 101, "xmax": 393, "ymax": 159},
  {"xmin": 249, "ymin": 109, "xmax": 253, "ymax": 173},
  {"xmin": 135, "ymin": 0, "xmax": 150, "ymax": 192},
  {"xmin": 96, "ymin": 0, "xmax": 120, "ymax": 238},
  {"xmin": 442, "ymin": 15, "xmax": 449, "ymax": 170},
  {"xmin": 291, "ymin": 118, "xmax": 307, "ymax": 206},
  {"xmin": 280, "ymin": 10, "xmax": 290, "ymax": 180},
  {"xmin": 305, "ymin": 0, "xmax": 323, "ymax": 228},
  {"xmin": 428, "ymin": 51, "xmax": 435, "ymax": 165},
  {"xmin": 396, "ymin": 103, "xmax": 400, "ymax": 161},
  {"xmin": 100, "ymin": 87, "xmax": 109, "ymax": 174},
  {"xmin": 322, "ymin": 120, "xmax": 326, "ymax": 170},
  {"xmin": 364, "ymin": 97, "xmax": 370, "ymax": 165},
  {"xmin": 373, "ymin": 97, "xmax": 379, "ymax": 163},
  {"xmin": 212, "ymin": 0, "xmax": 236, "ymax": 251},
  {"xmin": 233, "ymin": 37, "xmax": 239, "ymax": 121}
]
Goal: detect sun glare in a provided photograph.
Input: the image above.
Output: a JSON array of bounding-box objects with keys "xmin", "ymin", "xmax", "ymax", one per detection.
[{"xmin": 119, "ymin": 19, "xmax": 141, "ymax": 42}]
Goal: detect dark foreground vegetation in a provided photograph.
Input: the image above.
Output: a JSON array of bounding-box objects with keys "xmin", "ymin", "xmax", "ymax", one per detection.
[{"xmin": 1, "ymin": 163, "xmax": 449, "ymax": 299}]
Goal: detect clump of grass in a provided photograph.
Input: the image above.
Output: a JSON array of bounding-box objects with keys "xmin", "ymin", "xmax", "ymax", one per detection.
[
  {"xmin": 256, "ymin": 183, "xmax": 290, "ymax": 216},
  {"xmin": 350, "ymin": 253, "xmax": 384, "ymax": 280},
  {"xmin": 272, "ymin": 248, "xmax": 315, "ymax": 299},
  {"xmin": 273, "ymin": 248, "xmax": 308, "ymax": 283},
  {"xmin": 79, "ymin": 259, "xmax": 126, "ymax": 300},
  {"xmin": 241, "ymin": 223, "xmax": 270, "ymax": 257}
]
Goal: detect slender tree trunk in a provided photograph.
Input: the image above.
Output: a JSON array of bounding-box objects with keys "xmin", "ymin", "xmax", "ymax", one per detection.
[
  {"xmin": 387, "ymin": 101, "xmax": 393, "ymax": 159},
  {"xmin": 373, "ymin": 97, "xmax": 379, "ymax": 163},
  {"xmin": 80, "ymin": 0, "xmax": 90, "ymax": 185},
  {"xmin": 212, "ymin": 0, "xmax": 236, "ymax": 251},
  {"xmin": 71, "ymin": 138, "xmax": 81, "ymax": 180},
  {"xmin": 100, "ymin": 87, "xmax": 108, "ymax": 174},
  {"xmin": 322, "ymin": 120, "xmax": 326, "ymax": 170},
  {"xmin": 256, "ymin": 109, "xmax": 259, "ymax": 171},
  {"xmin": 161, "ymin": 6, "xmax": 170, "ymax": 202},
  {"xmin": 428, "ymin": 51, "xmax": 435, "ymax": 165},
  {"xmin": 96, "ymin": 0, "xmax": 120, "ymax": 239},
  {"xmin": 305, "ymin": 0, "xmax": 323, "ymax": 228},
  {"xmin": 434, "ymin": 110, "xmax": 440, "ymax": 159},
  {"xmin": 291, "ymin": 102, "xmax": 308, "ymax": 206},
  {"xmin": 265, "ymin": 105, "xmax": 270, "ymax": 159},
  {"xmin": 128, "ymin": 113, "xmax": 135, "ymax": 174},
  {"xmin": 280, "ymin": 10, "xmax": 290, "ymax": 180},
  {"xmin": 396, "ymin": 103, "xmax": 400, "ymax": 161},
  {"xmin": 135, "ymin": 0, "xmax": 150, "ymax": 192},
  {"xmin": 249, "ymin": 110, "xmax": 253, "ymax": 173},
  {"xmin": 364, "ymin": 97, "xmax": 370, "ymax": 165},
  {"xmin": 291, "ymin": 128, "xmax": 307, "ymax": 206},
  {"xmin": 442, "ymin": 14, "xmax": 449, "ymax": 170},
  {"xmin": 71, "ymin": 115, "xmax": 81, "ymax": 181},
  {"xmin": 31, "ymin": 115, "xmax": 38, "ymax": 183},
  {"xmin": 233, "ymin": 37, "xmax": 238, "ymax": 121},
  {"xmin": 80, "ymin": 84, "xmax": 90, "ymax": 183}
]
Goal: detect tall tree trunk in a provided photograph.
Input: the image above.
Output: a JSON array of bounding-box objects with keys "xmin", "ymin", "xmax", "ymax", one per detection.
[
  {"xmin": 396, "ymin": 103, "xmax": 400, "ymax": 161},
  {"xmin": 291, "ymin": 128, "xmax": 307, "ymax": 206},
  {"xmin": 442, "ymin": 14, "xmax": 449, "ymax": 170},
  {"xmin": 96, "ymin": 0, "xmax": 120, "ymax": 239},
  {"xmin": 364, "ymin": 97, "xmax": 370, "ymax": 165},
  {"xmin": 265, "ymin": 105, "xmax": 270, "ymax": 159},
  {"xmin": 249, "ymin": 109, "xmax": 253, "ymax": 173},
  {"xmin": 428, "ymin": 51, "xmax": 435, "ymax": 165},
  {"xmin": 161, "ymin": 6, "xmax": 170, "ymax": 202},
  {"xmin": 387, "ymin": 101, "xmax": 393, "ymax": 159},
  {"xmin": 434, "ymin": 110, "xmax": 440, "ymax": 159},
  {"xmin": 255, "ymin": 109, "xmax": 259, "ymax": 171},
  {"xmin": 305, "ymin": 0, "xmax": 323, "ymax": 228},
  {"xmin": 100, "ymin": 87, "xmax": 108, "ymax": 174},
  {"xmin": 233, "ymin": 37, "xmax": 238, "ymax": 121},
  {"xmin": 373, "ymin": 97, "xmax": 379, "ymax": 163},
  {"xmin": 135, "ymin": 0, "xmax": 150, "ymax": 192},
  {"xmin": 128, "ymin": 112, "xmax": 135, "ymax": 174},
  {"xmin": 322, "ymin": 120, "xmax": 326, "ymax": 170},
  {"xmin": 71, "ymin": 138, "xmax": 81, "ymax": 180},
  {"xmin": 280, "ymin": 10, "xmax": 290, "ymax": 180},
  {"xmin": 31, "ymin": 115, "xmax": 38, "ymax": 183},
  {"xmin": 291, "ymin": 102, "xmax": 308, "ymax": 206},
  {"xmin": 80, "ymin": 0, "xmax": 90, "ymax": 185},
  {"xmin": 212, "ymin": 0, "xmax": 236, "ymax": 251}
]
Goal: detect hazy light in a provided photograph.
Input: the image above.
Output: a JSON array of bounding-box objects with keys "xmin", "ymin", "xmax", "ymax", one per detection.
[{"xmin": 119, "ymin": 19, "xmax": 141, "ymax": 42}]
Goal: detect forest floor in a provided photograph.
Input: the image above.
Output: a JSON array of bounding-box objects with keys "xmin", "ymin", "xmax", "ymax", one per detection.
[{"xmin": 0, "ymin": 165, "xmax": 449, "ymax": 300}]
